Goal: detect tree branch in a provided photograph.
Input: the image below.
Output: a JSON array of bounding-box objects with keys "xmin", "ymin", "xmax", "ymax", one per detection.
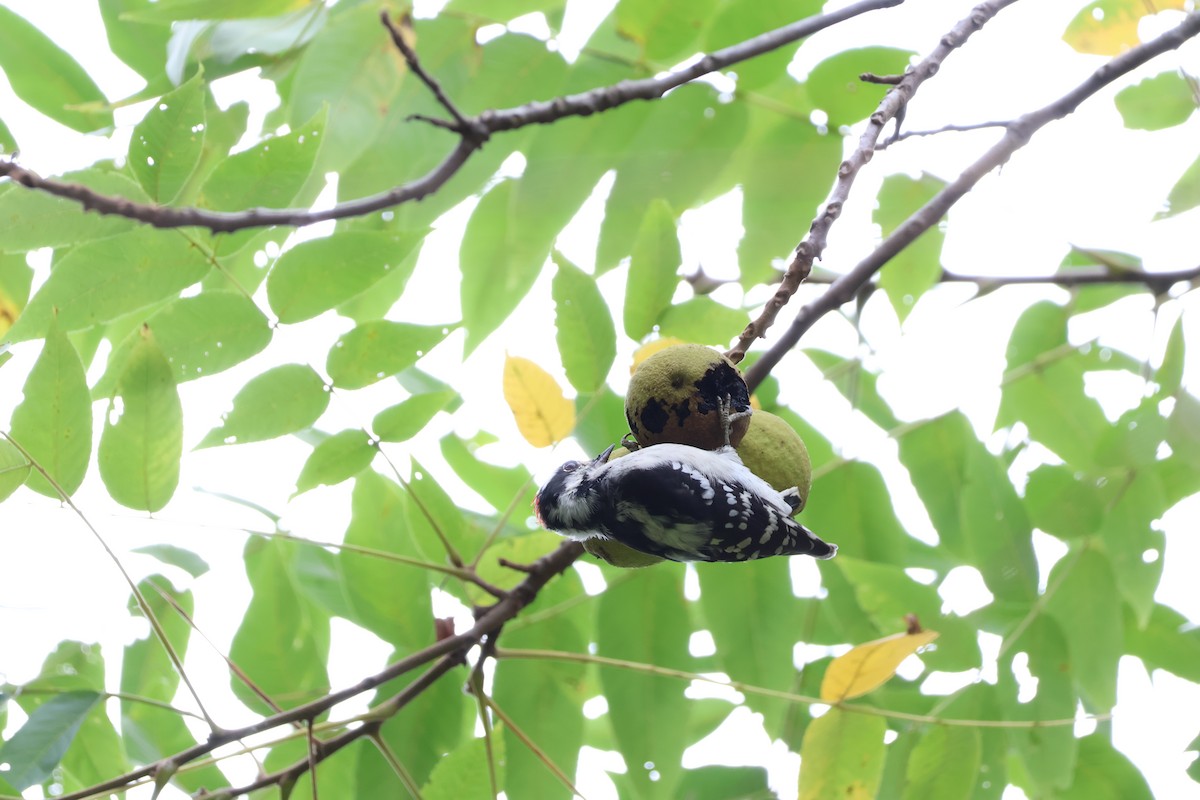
[
  {"xmin": 0, "ymin": 0, "xmax": 902, "ymax": 234},
  {"xmin": 726, "ymin": 0, "xmax": 1021, "ymax": 366},
  {"xmin": 744, "ymin": 10, "xmax": 1200, "ymax": 391},
  {"xmin": 54, "ymin": 540, "xmax": 584, "ymax": 800},
  {"xmin": 796, "ymin": 264, "xmax": 1200, "ymax": 292}
]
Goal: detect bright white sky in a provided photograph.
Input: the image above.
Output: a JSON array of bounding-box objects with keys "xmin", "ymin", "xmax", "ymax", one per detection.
[{"xmin": 1, "ymin": 0, "xmax": 1199, "ymax": 798}]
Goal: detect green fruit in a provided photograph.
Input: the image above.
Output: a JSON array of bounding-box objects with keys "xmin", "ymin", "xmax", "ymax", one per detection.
[
  {"xmin": 625, "ymin": 343, "xmax": 751, "ymax": 450},
  {"xmin": 735, "ymin": 409, "xmax": 812, "ymax": 513},
  {"xmin": 581, "ymin": 446, "xmax": 666, "ymax": 568},
  {"xmin": 582, "ymin": 537, "xmax": 665, "ymax": 568}
]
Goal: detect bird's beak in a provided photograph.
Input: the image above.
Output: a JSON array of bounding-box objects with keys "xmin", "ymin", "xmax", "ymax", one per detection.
[{"xmin": 593, "ymin": 444, "xmax": 617, "ymax": 465}]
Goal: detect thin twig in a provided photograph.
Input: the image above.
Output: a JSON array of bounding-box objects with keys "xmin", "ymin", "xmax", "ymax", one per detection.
[
  {"xmin": 876, "ymin": 119, "xmax": 1012, "ymax": 149},
  {"xmin": 726, "ymin": 0, "xmax": 1021, "ymax": 366},
  {"xmin": 0, "ymin": 0, "xmax": 902, "ymax": 234},
  {"xmin": 379, "ymin": 10, "xmax": 484, "ymax": 141},
  {"xmin": 369, "ymin": 734, "xmax": 425, "ymax": 799},
  {"xmin": 1, "ymin": 433, "xmax": 219, "ymax": 732},
  {"xmin": 496, "ymin": 648, "xmax": 1109, "ymax": 729},
  {"xmin": 744, "ymin": 9, "xmax": 1200, "ymax": 391},
  {"xmin": 479, "ymin": 693, "xmax": 590, "ymax": 800},
  {"xmin": 53, "ymin": 541, "xmax": 583, "ymax": 800}
]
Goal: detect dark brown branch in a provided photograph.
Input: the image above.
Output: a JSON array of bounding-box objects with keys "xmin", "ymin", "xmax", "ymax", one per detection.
[
  {"xmin": 203, "ymin": 656, "xmax": 462, "ymax": 800},
  {"xmin": 860, "ymin": 71, "xmax": 905, "ymax": 85},
  {"xmin": 55, "ymin": 541, "xmax": 585, "ymax": 800},
  {"xmin": 744, "ymin": 10, "xmax": 1200, "ymax": 391},
  {"xmin": 0, "ymin": 0, "xmax": 903, "ymax": 234},
  {"xmin": 726, "ymin": 0, "xmax": 1020, "ymax": 366},
  {"xmin": 379, "ymin": 10, "xmax": 486, "ymax": 142},
  {"xmin": 796, "ymin": 264, "xmax": 1200, "ymax": 292}
]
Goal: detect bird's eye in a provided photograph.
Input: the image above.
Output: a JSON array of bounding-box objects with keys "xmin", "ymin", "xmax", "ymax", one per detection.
[{"xmin": 561, "ymin": 461, "xmax": 580, "ymax": 473}]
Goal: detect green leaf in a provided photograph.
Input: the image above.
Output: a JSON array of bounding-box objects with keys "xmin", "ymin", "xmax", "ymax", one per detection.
[
  {"xmin": 797, "ymin": 708, "xmax": 886, "ymax": 800},
  {"xmin": 1004, "ymin": 617, "xmax": 1077, "ymax": 792},
  {"xmin": 1125, "ymin": 603, "xmax": 1200, "ymax": 683},
  {"xmin": 1097, "ymin": 469, "xmax": 1166, "ymax": 626},
  {"xmin": 0, "ymin": 115, "xmax": 16, "ymax": 154},
  {"xmin": 804, "ymin": 350, "xmax": 899, "ymax": 429},
  {"xmin": 199, "ymin": 109, "xmax": 325, "ymax": 211},
  {"xmin": 493, "ymin": 569, "xmax": 587, "ymax": 799},
  {"xmin": 802, "ymin": 460, "xmax": 928, "ymax": 574},
  {"xmin": 598, "ymin": 568, "xmax": 691, "ymax": 798},
  {"xmin": 130, "ymin": 73, "xmax": 207, "ymax": 202},
  {"xmin": 99, "ymin": 0, "xmax": 173, "ymax": 82},
  {"xmin": 1158, "ymin": 151, "xmax": 1200, "ymax": 219},
  {"xmin": 98, "ymin": 327, "xmax": 183, "ymax": 512},
  {"xmin": 423, "ymin": 731, "xmax": 506, "ymax": 800},
  {"xmin": 405, "ymin": 459, "xmax": 484, "ymax": 564},
  {"xmin": 0, "ymin": 8, "xmax": 112, "ymax": 133},
  {"xmin": 198, "ymin": 364, "xmax": 329, "ymax": 448},
  {"xmin": 94, "ymin": 290, "xmax": 272, "ymax": 397},
  {"xmin": 676, "ymin": 766, "xmax": 772, "ymax": 800},
  {"xmin": 875, "ymin": 173, "xmax": 947, "ymax": 320},
  {"xmin": 573, "ymin": 385, "xmax": 629, "ymax": 457},
  {"xmin": 461, "ymin": 87, "xmax": 638, "ymax": 353},
  {"xmin": 1044, "ymin": 549, "xmax": 1122, "ymax": 709},
  {"xmin": 8, "ymin": 228, "xmax": 212, "ymax": 342},
  {"xmin": 807, "ymin": 47, "xmax": 914, "ymax": 127},
  {"xmin": 288, "ymin": 4, "xmax": 404, "ymax": 171},
  {"xmin": 337, "ymin": 473, "xmax": 435, "ymax": 649},
  {"xmin": 1114, "ymin": 71, "xmax": 1196, "ymax": 130},
  {"xmin": 326, "ymin": 321, "xmax": 451, "ymax": 390},
  {"xmin": 9, "ymin": 323, "xmax": 92, "ymax": 497},
  {"xmin": 267, "ymin": 231, "xmax": 424, "ymax": 324},
  {"xmin": 657, "ymin": 296, "xmax": 750, "ymax": 347},
  {"xmin": 440, "ymin": 434, "xmax": 534, "ymax": 515},
  {"xmin": 127, "ymin": 0, "xmax": 310, "ymax": 22},
  {"xmin": 293, "ymin": 429, "xmax": 376, "ymax": 495},
  {"xmin": 997, "ymin": 302, "xmax": 1110, "ymax": 469},
  {"xmin": 119, "ymin": 577, "xmax": 226, "ymax": 793},
  {"xmin": 896, "ymin": 412, "xmax": 1037, "ymax": 601},
  {"xmin": 624, "ymin": 199, "xmax": 682, "ymax": 340},
  {"xmin": 615, "ymin": 0, "xmax": 721, "ymax": 62},
  {"xmin": 552, "ymin": 251, "xmax": 616, "ymax": 393},
  {"xmin": 131, "ymin": 544, "xmax": 210, "ymax": 578},
  {"xmin": 443, "ymin": 0, "xmax": 567, "ymax": 21},
  {"xmin": 1056, "ymin": 733, "xmax": 1153, "ymax": 799},
  {"xmin": 697, "ymin": 559, "xmax": 797, "ymax": 733},
  {"xmin": 901, "ymin": 725, "xmax": 982, "ymax": 800},
  {"xmin": 1157, "ymin": 315, "xmax": 1185, "ymax": 396},
  {"xmin": 373, "ymin": 391, "xmax": 458, "ymax": 442},
  {"xmin": 0, "ymin": 437, "xmax": 30, "ymax": 500},
  {"xmin": 0, "ymin": 251, "xmax": 32, "ymax": 329},
  {"xmin": 596, "ymin": 86, "xmax": 747, "ymax": 272},
  {"xmin": 837, "ymin": 557, "xmax": 980, "ymax": 672},
  {"xmin": 1023, "ymin": 465, "xmax": 1104, "ymax": 538},
  {"xmin": 229, "ymin": 537, "xmax": 331, "ymax": 712},
  {"xmin": 370, "ymin": 663, "xmax": 472, "ymax": 788},
  {"xmin": 737, "ymin": 116, "xmax": 842, "ymax": 284},
  {"xmin": 0, "ymin": 690, "xmax": 101, "ymax": 790},
  {"xmin": 0, "ymin": 168, "xmax": 147, "ymax": 252},
  {"xmin": 705, "ymin": 0, "xmax": 821, "ymax": 91}
]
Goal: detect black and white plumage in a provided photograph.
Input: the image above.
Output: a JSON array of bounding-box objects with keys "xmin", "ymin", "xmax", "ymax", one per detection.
[{"xmin": 534, "ymin": 442, "xmax": 837, "ymax": 563}]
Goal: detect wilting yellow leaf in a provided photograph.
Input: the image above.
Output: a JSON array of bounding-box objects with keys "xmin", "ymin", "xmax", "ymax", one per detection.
[
  {"xmin": 630, "ymin": 337, "xmax": 686, "ymax": 373},
  {"xmin": 1063, "ymin": 0, "xmax": 1187, "ymax": 56},
  {"xmin": 503, "ymin": 355, "xmax": 574, "ymax": 448},
  {"xmin": 820, "ymin": 628, "xmax": 939, "ymax": 702}
]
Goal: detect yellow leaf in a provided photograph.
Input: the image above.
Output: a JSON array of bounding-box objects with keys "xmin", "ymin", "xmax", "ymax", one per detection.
[
  {"xmin": 820, "ymin": 628, "xmax": 939, "ymax": 702},
  {"xmin": 630, "ymin": 337, "xmax": 686, "ymax": 373},
  {"xmin": 503, "ymin": 355, "xmax": 574, "ymax": 448},
  {"xmin": 1063, "ymin": 0, "xmax": 1187, "ymax": 55}
]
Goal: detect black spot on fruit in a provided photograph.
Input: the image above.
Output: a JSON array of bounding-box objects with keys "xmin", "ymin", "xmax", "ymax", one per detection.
[{"xmin": 637, "ymin": 398, "xmax": 670, "ymax": 435}]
